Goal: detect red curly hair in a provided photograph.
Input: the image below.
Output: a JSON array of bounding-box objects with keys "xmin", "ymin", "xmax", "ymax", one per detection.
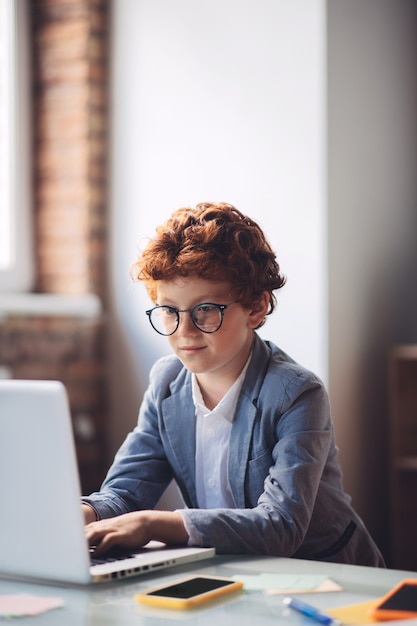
[{"xmin": 131, "ymin": 202, "xmax": 286, "ymax": 322}]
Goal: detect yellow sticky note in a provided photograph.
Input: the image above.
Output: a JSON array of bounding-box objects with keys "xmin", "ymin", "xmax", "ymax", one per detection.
[{"xmin": 326, "ymin": 599, "xmax": 380, "ymax": 625}]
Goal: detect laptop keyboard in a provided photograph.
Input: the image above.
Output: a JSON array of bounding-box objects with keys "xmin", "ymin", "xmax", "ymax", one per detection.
[{"xmin": 89, "ymin": 547, "xmax": 136, "ymax": 565}]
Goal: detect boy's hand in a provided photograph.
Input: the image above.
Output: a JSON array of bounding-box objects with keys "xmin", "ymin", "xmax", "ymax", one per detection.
[{"xmin": 85, "ymin": 510, "xmax": 189, "ymax": 556}]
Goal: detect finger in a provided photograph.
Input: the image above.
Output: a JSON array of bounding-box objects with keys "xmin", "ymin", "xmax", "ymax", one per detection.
[
  {"xmin": 85, "ymin": 523, "xmax": 113, "ymax": 547},
  {"xmin": 90, "ymin": 533, "xmax": 119, "ymax": 556},
  {"xmin": 90, "ymin": 526, "xmax": 126, "ymax": 552}
]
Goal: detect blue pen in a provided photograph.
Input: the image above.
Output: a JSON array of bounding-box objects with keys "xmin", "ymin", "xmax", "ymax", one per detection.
[{"xmin": 283, "ymin": 597, "xmax": 341, "ymax": 626}]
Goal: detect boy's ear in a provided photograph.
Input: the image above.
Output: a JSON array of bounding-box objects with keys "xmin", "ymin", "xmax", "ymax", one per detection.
[{"xmin": 248, "ymin": 292, "xmax": 270, "ymax": 328}]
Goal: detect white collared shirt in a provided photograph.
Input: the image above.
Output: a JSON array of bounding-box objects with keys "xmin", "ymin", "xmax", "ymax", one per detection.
[{"xmin": 192, "ymin": 356, "xmax": 251, "ymax": 509}]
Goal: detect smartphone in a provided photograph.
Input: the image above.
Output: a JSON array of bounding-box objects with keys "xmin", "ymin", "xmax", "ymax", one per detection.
[
  {"xmin": 135, "ymin": 575, "xmax": 244, "ymax": 610},
  {"xmin": 371, "ymin": 579, "xmax": 417, "ymax": 621}
]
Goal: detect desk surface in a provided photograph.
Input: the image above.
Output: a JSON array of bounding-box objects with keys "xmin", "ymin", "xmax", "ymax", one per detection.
[{"xmin": 1, "ymin": 555, "xmax": 417, "ymax": 626}]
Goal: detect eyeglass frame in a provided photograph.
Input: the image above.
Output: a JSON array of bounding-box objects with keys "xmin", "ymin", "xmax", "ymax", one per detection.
[{"xmin": 145, "ymin": 300, "xmax": 239, "ymax": 336}]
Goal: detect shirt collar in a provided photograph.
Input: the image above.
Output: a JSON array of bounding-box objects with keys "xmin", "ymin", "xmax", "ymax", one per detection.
[{"xmin": 192, "ymin": 351, "xmax": 252, "ymax": 423}]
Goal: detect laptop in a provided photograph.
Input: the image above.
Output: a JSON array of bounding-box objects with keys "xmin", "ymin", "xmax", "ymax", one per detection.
[{"xmin": 0, "ymin": 379, "xmax": 215, "ymax": 585}]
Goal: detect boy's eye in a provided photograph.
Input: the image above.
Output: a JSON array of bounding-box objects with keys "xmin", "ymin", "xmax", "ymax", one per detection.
[
  {"xmin": 196, "ymin": 304, "xmax": 215, "ymax": 313},
  {"xmin": 159, "ymin": 306, "xmax": 177, "ymax": 318}
]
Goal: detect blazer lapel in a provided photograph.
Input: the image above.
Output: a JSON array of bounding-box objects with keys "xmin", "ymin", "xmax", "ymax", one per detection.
[
  {"xmin": 228, "ymin": 334, "xmax": 271, "ymax": 508},
  {"xmin": 162, "ymin": 378, "xmax": 198, "ymax": 506},
  {"xmin": 228, "ymin": 396, "xmax": 258, "ymax": 508}
]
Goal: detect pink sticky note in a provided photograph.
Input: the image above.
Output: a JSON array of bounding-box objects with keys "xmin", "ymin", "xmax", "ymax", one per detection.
[{"xmin": 0, "ymin": 594, "xmax": 65, "ymax": 617}]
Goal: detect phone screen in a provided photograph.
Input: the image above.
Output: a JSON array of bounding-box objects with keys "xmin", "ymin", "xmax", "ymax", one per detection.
[
  {"xmin": 378, "ymin": 584, "xmax": 417, "ymax": 611},
  {"xmin": 147, "ymin": 577, "xmax": 234, "ymax": 599}
]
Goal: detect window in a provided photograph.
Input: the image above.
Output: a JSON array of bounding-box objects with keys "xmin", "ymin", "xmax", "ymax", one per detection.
[{"xmin": 0, "ymin": 0, "xmax": 33, "ymax": 292}]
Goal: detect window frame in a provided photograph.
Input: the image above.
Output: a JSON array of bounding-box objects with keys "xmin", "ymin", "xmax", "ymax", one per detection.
[{"xmin": 0, "ymin": 0, "xmax": 33, "ymax": 293}]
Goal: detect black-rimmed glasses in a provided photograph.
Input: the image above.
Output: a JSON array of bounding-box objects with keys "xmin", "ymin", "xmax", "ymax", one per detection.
[{"xmin": 145, "ymin": 301, "xmax": 239, "ymax": 336}]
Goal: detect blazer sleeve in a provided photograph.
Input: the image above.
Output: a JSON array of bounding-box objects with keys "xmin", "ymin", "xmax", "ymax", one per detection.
[{"xmin": 81, "ymin": 357, "xmax": 180, "ymax": 519}]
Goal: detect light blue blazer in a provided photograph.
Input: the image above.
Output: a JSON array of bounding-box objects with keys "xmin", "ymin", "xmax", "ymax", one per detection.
[{"xmin": 84, "ymin": 334, "xmax": 384, "ymax": 566}]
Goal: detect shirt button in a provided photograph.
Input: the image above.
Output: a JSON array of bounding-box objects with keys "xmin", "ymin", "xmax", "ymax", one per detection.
[{"xmin": 208, "ymin": 478, "xmax": 215, "ymax": 487}]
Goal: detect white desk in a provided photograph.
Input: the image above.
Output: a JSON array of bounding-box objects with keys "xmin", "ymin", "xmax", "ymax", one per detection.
[{"xmin": 1, "ymin": 556, "xmax": 416, "ymax": 626}]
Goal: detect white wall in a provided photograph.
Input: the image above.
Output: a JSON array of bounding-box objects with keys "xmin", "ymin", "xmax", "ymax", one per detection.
[{"xmin": 108, "ymin": 0, "xmax": 327, "ymax": 455}]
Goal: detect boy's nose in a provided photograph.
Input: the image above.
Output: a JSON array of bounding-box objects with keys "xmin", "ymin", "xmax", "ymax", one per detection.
[{"xmin": 177, "ymin": 311, "xmax": 199, "ymax": 335}]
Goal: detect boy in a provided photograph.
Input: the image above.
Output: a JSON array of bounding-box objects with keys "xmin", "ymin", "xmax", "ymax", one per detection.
[{"xmin": 82, "ymin": 202, "xmax": 384, "ymax": 566}]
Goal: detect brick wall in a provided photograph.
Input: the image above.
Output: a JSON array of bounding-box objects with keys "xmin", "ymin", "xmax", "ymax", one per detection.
[
  {"xmin": 32, "ymin": 0, "xmax": 108, "ymax": 299},
  {"xmin": 0, "ymin": 315, "xmax": 107, "ymax": 493},
  {"xmin": 0, "ymin": 0, "xmax": 110, "ymax": 494}
]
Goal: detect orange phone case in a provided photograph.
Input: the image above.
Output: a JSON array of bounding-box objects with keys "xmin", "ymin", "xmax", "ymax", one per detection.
[
  {"xmin": 135, "ymin": 575, "xmax": 243, "ymax": 610},
  {"xmin": 370, "ymin": 579, "xmax": 417, "ymax": 621}
]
